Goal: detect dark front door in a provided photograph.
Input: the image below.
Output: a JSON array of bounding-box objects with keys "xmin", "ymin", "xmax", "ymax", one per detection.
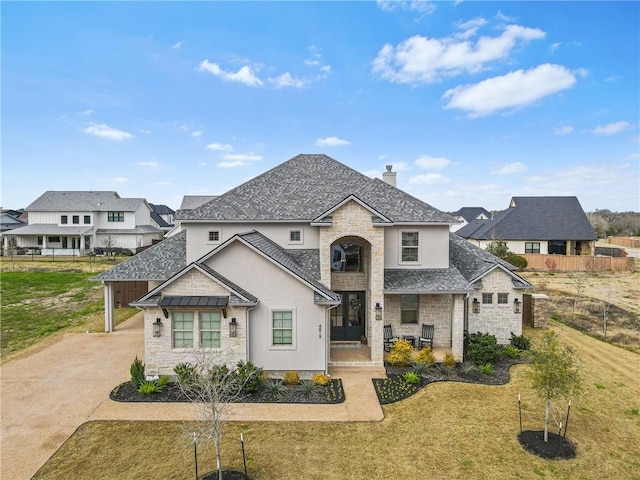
[{"xmin": 330, "ymin": 291, "xmax": 365, "ymax": 341}]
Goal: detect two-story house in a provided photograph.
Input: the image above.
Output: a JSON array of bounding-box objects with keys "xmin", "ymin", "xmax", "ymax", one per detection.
[
  {"xmin": 95, "ymin": 155, "xmax": 531, "ymax": 378},
  {"xmin": 11, "ymin": 191, "xmax": 163, "ymax": 255}
]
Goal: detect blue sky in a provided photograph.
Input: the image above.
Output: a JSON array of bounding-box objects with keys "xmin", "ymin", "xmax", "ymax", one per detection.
[{"xmin": 2, "ymin": 1, "xmax": 639, "ymax": 213}]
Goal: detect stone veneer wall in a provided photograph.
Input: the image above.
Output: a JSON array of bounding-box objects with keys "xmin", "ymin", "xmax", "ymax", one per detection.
[
  {"xmin": 144, "ymin": 269, "xmax": 247, "ymax": 376},
  {"xmin": 319, "ymin": 201, "xmax": 385, "ymax": 364},
  {"xmin": 384, "ymin": 294, "xmax": 452, "ymax": 348},
  {"xmin": 467, "ymin": 269, "xmax": 523, "ymax": 344},
  {"xmin": 531, "ymin": 294, "xmax": 549, "ymax": 329}
]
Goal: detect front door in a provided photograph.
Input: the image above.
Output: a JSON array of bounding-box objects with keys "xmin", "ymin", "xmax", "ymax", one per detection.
[{"xmin": 330, "ymin": 291, "xmax": 365, "ymax": 341}]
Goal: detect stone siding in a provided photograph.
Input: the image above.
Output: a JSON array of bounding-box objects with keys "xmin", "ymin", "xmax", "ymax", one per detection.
[{"xmin": 467, "ymin": 269, "xmax": 522, "ymax": 344}]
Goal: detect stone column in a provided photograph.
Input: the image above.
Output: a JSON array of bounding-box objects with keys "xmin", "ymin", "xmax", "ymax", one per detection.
[{"xmin": 531, "ymin": 294, "xmax": 549, "ymax": 329}]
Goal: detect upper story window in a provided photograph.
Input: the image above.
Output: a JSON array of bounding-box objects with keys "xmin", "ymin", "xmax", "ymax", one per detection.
[
  {"xmin": 61, "ymin": 215, "xmax": 68, "ymax": 224},
  {"xmin": 72, "ymin": 215, "xmax": 80, "ymax": 224},
  {"xmin": 525, "ymin": 242, "xmax": 540, "ymax": 254},
  {"xmin": 288, "ymin": 229, "xmax": 303, "ymax": 244},
  {"xmin": 331, "ymin": 244, "xmax": 363, "ymax": 272},
  {"xmin": 401, "ymin": 231, "xmax": 420, "ymax": 263},
  {"xmin": 84, "ymin": 215, "xmax": 91, "ymax": 224},
  {"xmin": 108, "ymin": 211, "xmax": 124, "ymax": 222},
  {"xmin": 482, "ymin": 293, "xmax": 493, "ymax": 304},
  {"xmin": 401, "ymin": 294, "xmax": 419, "ymax": 324},
  {"xmin": 208, "ymin": 230, "xmax": 221, "ymax": 243}
]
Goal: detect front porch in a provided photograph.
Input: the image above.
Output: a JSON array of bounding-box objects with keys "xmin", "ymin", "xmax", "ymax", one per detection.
[{"xmin": 328, "ymin": 342, "xmax": 453, "ymax": 367}]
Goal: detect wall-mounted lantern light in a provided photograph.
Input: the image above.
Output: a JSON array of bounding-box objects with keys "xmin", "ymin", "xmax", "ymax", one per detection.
[
  {"xmin": 472, "ymin": 298, "xmax": 480, "ymax": 314},
  {"xmin": 229, "ymin": 317, "xmax": 237, "ymax": 338},
  {"xmin": 375, "ymin": 302, "xmax": 382, "ymax": 321},
  {"xmin": 514, "ymin": 298, "xmax": 521, "ymax": 314},
  {"xmin": 153, "ymin": 318, "xmax": 163, "ymax": 337}
]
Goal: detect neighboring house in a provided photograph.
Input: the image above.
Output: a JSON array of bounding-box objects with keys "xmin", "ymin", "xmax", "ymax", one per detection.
[
  {"xmin": 450, "ymin": 207, "xmax": 493, "ymax": 232},
  {"xmin": 149, "ymin": 204, "xmax": 176, "ymax": 232},
  {"xmin": 95, "ymin": 155, "xmax": 532, "ymax": 377},
  {"xmin": 456, "ymin": 196, "xmax": 597, "ymax": 256},
  {"xmin": 1, "ymin": 209, "xmax": 26, "ymax": 254},
  {"xmin": 11, "ymin": 191, "xmax": 163, "ymax": 255}
]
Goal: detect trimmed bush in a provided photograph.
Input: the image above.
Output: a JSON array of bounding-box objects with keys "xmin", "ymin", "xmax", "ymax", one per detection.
[
  {"xmin": 465, "ymin": 332, "xmax": 501, "ymax": 365},
  {"xmin": 386, "ymin": 339, "xmax": 413, "ymax": 367},
  {"xmin": 235, "ymin": 360, "xmax": 263, "ymax": 393},
  {"xmin": 283, "ymin": 371, "xmax": 300, "ymax": 385},
  {"xmin": 415, "ymin": 346, "xmax": 435, "ymax": 365},
  {"xmin": 510, "ymin": 332, "xmax": 531, "ymax": 351},
  {"xmin": 130, "ymin": 356, "xmax": 145, "ymax": 389},
  {"xmin": 312, "ymin": 373, "xmax": 331, "ymax": 386},
  {"xmin": 174, "ymin": 362, "xmax": 199, "ymax": 385}
]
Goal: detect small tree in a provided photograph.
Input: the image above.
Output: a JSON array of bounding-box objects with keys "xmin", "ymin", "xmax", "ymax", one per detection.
[
  {"xmin": 527, "ymin": 331, "xmax": 582, "ymax": 442},
  {"xmin": 176, "ymin": 352, "xmax": 261, "ymax": 480},
  {"xmin": 486, "ymin": 239, "xmax": 528, "ymax": 269},
  {"xmin": 102, "ymin": 235, "xmax": 116, "ymax": 262}
]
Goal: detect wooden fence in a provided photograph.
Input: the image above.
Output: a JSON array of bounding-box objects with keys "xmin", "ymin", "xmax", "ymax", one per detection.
[
  {"xmin": 520, "ymin": 254, "xmax": 634, "ymax": 272},
  {"xmin": 606, "ymin": 236, "xmax": 640, "ymax": 248}
]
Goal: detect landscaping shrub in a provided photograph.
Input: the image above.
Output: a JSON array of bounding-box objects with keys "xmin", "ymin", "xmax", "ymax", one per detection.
[
  {"xmin": 157, "ymin": 375, "xmax": 171, "ymax": 388},
  {"xmin": 265, "ymin": 379, "xmax": 288, "ymax": 398},
  {"xmin": 174, "ymin": 362, "xmax": 199, "ymax": 385},
  {"xmin": 312, "ymin": 373, "xmax": 330, "ymax": 386},
  {"xmin": 412, "ymin": 362, "xmax": 432, "ymax": 377},
  {"xmin": 386, "ymin": 339, "xmax": 413, "ymax": 367},
  {"xmin": 479, "ymin": 363, "xmax": 495, "ymax": 376},
  {"xmin": 465, "ymin": 332, "xmax": 501, "ymax": 365},
  {"xmin": 235, "ymin": 360, "xmax": 263, "ymax": 393},
  {"xmin": 300, "ymin": 379, "xmax": 320, "ymax": 396},
  {"xmin": 402, "ymin": 372, "xmax": 421, "ymax": 384},
  {"xmin": 137, "ymin": 380, "xmax": 164, "ymax": 395},
  {"xmin": 283, "ymin": 371, "xmax": 300, "ymax": 385},
  {"xmin": 443, "ymin": 352, "xmax": 457, "ymax": 367},
  {"xmin": 503, "ymin": 344, "xmax": 521, "ymax": 359},
  {"xmin": 415, "ymin": 346, "xmax": 435, "ymax": 365},
  {"xmin": 130, "ymin": 356, "xmax": 145, "ymax": 389},
  {"xmin": 510, "ymin": 332, "xmax": 531, "ymax": 351}
]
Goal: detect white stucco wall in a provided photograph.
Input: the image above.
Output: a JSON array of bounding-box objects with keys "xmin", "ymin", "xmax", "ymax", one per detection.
[{"xmin": 384, "ymin": 225, "xmax": 449, "ymax": 269}]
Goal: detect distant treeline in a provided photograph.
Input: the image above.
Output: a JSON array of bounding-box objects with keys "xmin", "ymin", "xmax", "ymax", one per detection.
[{"xmin": 587, "ymin": 210, "xmax": 640, "ymax": 238}]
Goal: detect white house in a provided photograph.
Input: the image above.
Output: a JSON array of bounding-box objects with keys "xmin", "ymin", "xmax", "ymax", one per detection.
[
  {"xmin": 96, "ymin": 155, "xmax": 532, "ymax": 378},
  {"xmin": 11, "ymin": 191, "xmax": 163, "ymax": 255}
]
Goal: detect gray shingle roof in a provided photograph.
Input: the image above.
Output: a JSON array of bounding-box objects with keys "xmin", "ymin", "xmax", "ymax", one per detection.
[
  {"xmin": 178, "ymin": 195, "xmax": 218, "ymax": 211},
  {"xmin": 93, "ymin": 231, "xmax": 186, "ymax": 281},
  {"xmin": 10, "ymin": 224, "xmax": 94, "ymax": 236},
  {"xmin": 25, "ymin": 191, "xmax": 148, "ymax": 213},
  {"xmin": 177, "ymin": 154, "xmax": 456, "ymax": 224},
  {"xmin": 384, "ymin": 268, "xmax": 473, "ymax": 294},
  {"xmin": 456, "ymin": 196, "xmax": 597, "ymax": 241},
  {"xmin": 452, "ymin": 207, "xmax": 493, "ymax": 222}
]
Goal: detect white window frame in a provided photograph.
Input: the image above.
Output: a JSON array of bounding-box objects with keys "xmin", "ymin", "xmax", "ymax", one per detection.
[
  {"xmin": 399, "ymin": 230, "xmax": 420, "ymax": 264},
  {"xmin": 270, "ymin": 308, "xmax": 296, "ymax": 350},
  {"xmin": 172, "ymin": 311, "xmax": 194, "ymax": 349},
  {"xmin": 288, "ymin": 229, "xmax": 303, "ymax": 245},
  {"xmin": 199, "ymin": 311, "xmax": 222, "ymax": 349},
  {"xmin": 207, "ymin": 229, "xmax": 221, "ymax": 244}
]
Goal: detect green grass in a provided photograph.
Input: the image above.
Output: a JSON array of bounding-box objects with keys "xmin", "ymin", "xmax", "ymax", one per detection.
[{"xmin": 1, "ymin": 271, "xmax": 106, "ymax": 357}]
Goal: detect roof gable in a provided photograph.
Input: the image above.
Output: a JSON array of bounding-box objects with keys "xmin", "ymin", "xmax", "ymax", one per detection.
[
  {"xmin": 176, "ymin": 154, "xmax": 456, "ymax": 224},
  {"xmin": 312, "ymin": 195, "xmax": 392, "ymax": 224}
]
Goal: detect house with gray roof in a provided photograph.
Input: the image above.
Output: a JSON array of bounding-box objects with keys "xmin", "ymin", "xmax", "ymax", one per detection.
[
  {"xmin": 11, "ymin": 191, "xmax": 163, "ymax": 255},
  {"xmin": 97, "ymin": 154, "xmax": 531, "ymax": 378},
  {"xmin": 456, "ymin": 196, "xmax": 597, "ymax": 256},
  {"xmin": 450, "ymin": 207, "xmax": 493, "ymax": 232}
]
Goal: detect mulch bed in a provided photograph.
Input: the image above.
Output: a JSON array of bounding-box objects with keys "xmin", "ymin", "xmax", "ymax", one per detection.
[
  {"xmin": 374, "ymin": 357, "xmax": 521, "ymax": 404},
  {"xmin": 110, "ymin": 379, "xmax": 345, "ymax": 404},
  {"xmin": 518, "ymin": 430, "xmax": 577, "ymax": 459}
]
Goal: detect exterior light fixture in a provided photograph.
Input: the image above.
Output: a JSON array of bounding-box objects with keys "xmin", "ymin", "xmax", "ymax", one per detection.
[
  {"xmin": 229, "ymin": 317, "xmax": 238, "ymax": 338},
  {"xmin": 153, "ymin": 318, "xmax": 163, "ymax": 337},
  {"xmin": 375, "ymin": 302, "xmax": 382, "ymax": 321},
  {"xmin": 472, "ymin": 298, "xmax": 480, "ymax": 314},
  {"xmin": 514, "ymin": 298, "xmax": 522, "ymax": 314}
]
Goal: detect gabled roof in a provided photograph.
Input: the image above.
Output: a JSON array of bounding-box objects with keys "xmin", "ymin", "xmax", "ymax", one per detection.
[
  {"xmin": 384, "ymin": 268, "xmax": 473, "ymax": 294},
  {"xmin": 199, "ymin": 230, "xmax": 340, "ymax": 303},
  {"xmin": 149, "ymin": 204, "xmax": 175, "ymax": 215},
  {"xmin": 25, "ymin": 191, "xmax": 149, "ymax": 213},
  {"xmin": 312, "ymin": 194, "xmax": 392, "ymax": 224},
  {"xmin": 453, "ymin": 207, "xmax": 493, "ymax": 222},
  {"xmin": 93, "ymin": 231, "xmax": 186, "ymax": 282},
  {"xmin": 450, "ymin": 233, "xmax": 531, "ymax": 289},
  {"xmin": 177, "ymin": 154, "xmax": 456, "ymax": 224},
  {"xmin": 178, "ymin": 195, "xmax": 218, "ymax": 211},
  {"xmin": 456, "ymin": 196, "xmax": 597, "ymax": 241}
]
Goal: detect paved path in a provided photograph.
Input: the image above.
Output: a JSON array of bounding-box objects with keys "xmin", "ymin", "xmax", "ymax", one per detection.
[{"xmin": 0, "ymin": 313, "xmax": 384, "ymax": 480}]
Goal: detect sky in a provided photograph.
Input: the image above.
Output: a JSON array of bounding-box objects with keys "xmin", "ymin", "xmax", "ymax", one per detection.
[{"xmin": 2, "ymin": 1, "xmax": 639, "ymax": 213}]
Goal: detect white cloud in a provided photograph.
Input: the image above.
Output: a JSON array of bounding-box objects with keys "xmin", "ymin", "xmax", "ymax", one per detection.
[
  {"xmin": 83, "ymin": 123, "xmax": 133, "ymax": 141},
  {"xmin": 377, "ymin": 0, "xmax": 436, "ymax": 15},
  {"xmin": 269, "ymin": 72, "xmax": 309, "ymax": 89},
  {"xmin": 443, "ymin": 63, "xmax": 576, "ymax": 117},
  {"xmin": 409, "ymin": 173, "xmax": 449, "ymax": 184},
  {"xmin": 454, "ymin": 17, "xmax": 488, "ymax": 39},
  {"xmin": 199, "ymin": 60, "xmax": 263, "ymax": 87},
  {"xmin": 110, "ymin": 176, "xmax": 129, "ymax": 183},
  {"xmin": 171, "ymin": 41, "xmax": 182, "ymax": 49},
  {"xmin": 591, "ymin": 121, "xmax": 631, "ymax": 136},
  {"xmin": 76, "ymin": 109, "xmax": 93, "ymax": 116},
  {"xmin": 136, "ymin": 161, "xmax": 161, "ymax": 168},
  {"xmin": 496, "ymin": 11, "xmax": 516, "ymax": 22},
  {"xmin": 218, "ymin": 161, "xmax": 248, "ymax": 168},
  {"xmin": 206, "ymin": 143, "xmax": 234, "ymax": 152},
  {"xmin": 372, "ymin": 24, "xmax": 545, "ymax": 84},
  {"xmin": 315, "ymin": 136, "xmax": 351, "ymax": 147},
  {"xmin": 549, "ymin": 42, "xmax": 561, "ymax": 53},
  {"xmin": 415, "ymin": 155, "xmax": 451, "ymax": 169},
  {"xmin": 191, "ymin": 130, "xmax": 203, "ymax": 138},
  {"xmin": 495, "ymin": 162, "xmax": 526, "ymax": 174},
  {"xmin": 554, "ymin": 125, "xmax": 573, "ymax": 135},
  {"xmin": 223, "ymin": 153, "xmax": 262, "ymax": 162}
]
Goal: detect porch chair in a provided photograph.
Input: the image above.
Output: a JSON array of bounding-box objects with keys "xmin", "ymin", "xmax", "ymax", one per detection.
[
  {"xmin": 418, "ymin": 323, "xmax": 434, "ymax": 350},
  {"xmin": 383, "ymin": 324, "xmax": 399, "ymax": 352}
]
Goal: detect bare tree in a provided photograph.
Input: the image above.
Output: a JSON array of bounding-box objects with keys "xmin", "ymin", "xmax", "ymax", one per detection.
[
  {"xmin": 176, "ymin": 352, "xmax": 261, "ymax": 480},
  {"xmin": 570, "ymin": 273, "xmax": 586, "ymax": 313},
  {"xmin": 101, "ymin": 235, "xmax": 116, "ymax": 262},
  {"xmin": 528, "ymin": 331, "xmax": 582, "ymax": 442}
]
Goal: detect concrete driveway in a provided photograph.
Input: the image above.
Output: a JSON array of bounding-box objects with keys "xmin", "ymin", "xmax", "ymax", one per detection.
[
  {"xmin": 0, "ymin": 313, "xmax": 145, "ymax": 480},
  {"xmin": 1, "ymin": 313, "xmax": 384, "ymax": 479}
]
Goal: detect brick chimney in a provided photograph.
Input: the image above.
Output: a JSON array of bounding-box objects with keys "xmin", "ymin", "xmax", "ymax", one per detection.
[{"xmin": 382, "ymin": 165, "xmax": 396, "ymax": 187}]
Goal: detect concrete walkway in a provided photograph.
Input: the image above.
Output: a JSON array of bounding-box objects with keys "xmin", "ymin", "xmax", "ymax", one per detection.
[{"xmin": 0, "ymin": 313, "xmax": 384, "ymax": 480}]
